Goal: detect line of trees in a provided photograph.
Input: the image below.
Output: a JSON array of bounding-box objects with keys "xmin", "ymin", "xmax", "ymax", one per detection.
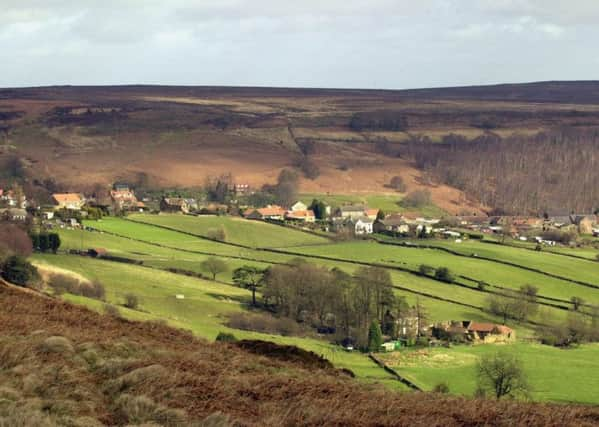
[{"xmin": 30, "ymin": 232, "xmax": 61, "ymax": 254}]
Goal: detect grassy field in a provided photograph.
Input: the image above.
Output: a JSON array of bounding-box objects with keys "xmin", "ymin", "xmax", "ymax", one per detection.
[
  {"xmin": 61, "ymin": 224, "xmax": 504, "ymax": 327},
  {"xmin": 127, "ymin": 213, "xmax": 330, "ymax": 248},
  {"xmin": 32, "ymin": 254, "xmax": 408, "ymax": 390},
  {"xmin": 417, "ymin": 239, "xmax": 599, "ymax": 286},
  {"xmin": 284, "ymin": 240, "xmax": 595, "ymax": 314},
  {"xmin": 379, "ymin": 343, "xmax": 599, "ymax": 404},
  {"xmin": 37, "ymin": 218, "xmax": 599, "ymax": 403},
  {"xmin": 299, "ymin": 193, "xmax": 447, "ymax": 217}
]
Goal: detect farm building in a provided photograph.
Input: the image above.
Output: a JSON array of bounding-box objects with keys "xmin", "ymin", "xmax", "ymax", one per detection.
[
  {"xmin": 334, "ymin": 205, "xmax": 380, "ymax": 221},
  {"xmin": 353, "ymin": 217, "xmax": 374, "ymax": 235},
  {"xmin": 466, "ymin": 322, "xmax": 515, "ymax": 343},
  {"xmin": 374, "ymin": 215, "xmax": 410, "ymax": 235},
  {"xmin": 110, "ymin": 188, "xmax": 138, "ymax": 210},
  {"xmin": 243, "ymin": 205, "xmax": 286, "ymax": 220},
  {"xmin": 52, "ymin": 193, "xmax": 84, "ymax": 210},
  {"xmin": 160, "ymin": 197, "xmax": 191, "ymax": 214},
  {"xmin": 0, "ymin": 208, "xmax": 28, "ymax": 222},
  {"xmin": 434, "ymin": 321, "xmax": 515, "ymax": 343},
  {"xmin": 285, "ymin": 209, "xmax": 316, "ymax": 223}
]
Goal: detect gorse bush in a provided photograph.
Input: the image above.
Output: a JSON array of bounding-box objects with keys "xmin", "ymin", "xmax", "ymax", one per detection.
[
  {"xmin": 1, "ymin": 255, "xmax": 39, "ymax": 288},
  {"xmin": 227, "ymin": 312, "xmax": 302, "ymax": 337},
  {"xmin": 123, "ymin": 294, "xmax": 139, "ymax": 310},
  {"xmin": 47, "ymin": 273, "xmax": 105, "ymax": 300}
]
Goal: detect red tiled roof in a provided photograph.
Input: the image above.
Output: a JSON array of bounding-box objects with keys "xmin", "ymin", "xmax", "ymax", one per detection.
[
  {"xmin": 53, "ymin": 193, "xmax": 82, "ymax": 203},
  {"xmin": 286, "ymin": 209, "xmax": 315, "ymax": 218},
  {"xmin": 468, "ymin": 322, "xmax": 513, "ymax": 334}
]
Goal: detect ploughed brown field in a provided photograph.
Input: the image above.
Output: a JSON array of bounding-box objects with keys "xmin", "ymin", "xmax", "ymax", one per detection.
[
  {"xmin": 3, "ymin": 82, "xmax": 599, "ymax": 215},
  {"xmin": 2, "ymin": 280, "xmax": 599, "ymax": 426}
]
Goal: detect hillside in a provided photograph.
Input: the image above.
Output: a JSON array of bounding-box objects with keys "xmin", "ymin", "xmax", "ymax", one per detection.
[
  {"xmin": 4, "ymin": 82, "xmax": 599, "ymax": 215},
  {"xmin": 2, "ymin": 280, "xmax": 599, "ymax": 426}
]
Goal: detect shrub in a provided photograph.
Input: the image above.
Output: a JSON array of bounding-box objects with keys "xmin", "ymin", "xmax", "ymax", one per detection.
[
  {"xmin": 114, "ymin": 393, "xmax": 186, "ymax": 426},
  {"xmin": 401, "ymin": 190, "xmax": 432, "ymax": 208},
  {"xmin": 433, "ymin": 382, "xmax": 450, "ymax": 393},
  {"xmin": 123, "ymin": 294, "xmax": 139, "ymax": 310},
  {"xmin": 477, "ymin": 281, "xmax": 488, "ymax": 291},
  {"xmin": 79, "ymin": 280, "xmax": 106, "ymax": 300},
  {"xmin": 206, "ymin": 226, "xmax": 227, "ymax": 242},
  {"xmin": 104, "ymin": 304, "xmax": 121, "ymax": 318},
  {"xmin": 227, "ymin": 313, "xmax": 302, "ymax": 336},
  {"xmin": 47, "ymin": 273, "xmax": 80, "ymax": 295},
  {"xmin": 571, "ymin": 296, "xmax": 584, "ymax": 311},
  {"xmin": 297, "ymin": 156, "xmax": 320, "ymax": 180},
  {"xmin": 389, "ymin": 176, "xmax": 407, "ymax": 192},
  {"xmin": 47, "ymin": 274, "xmax": 105, "ymax": 300},
  {"xmin": 434, "ymin": 267, "xmax": 454, "ymax": 283},
  {"xmin": 418, "ymin": 264, "xmax": 434, "ymax": 276},
  {"xmin": 39, "ymin": 336, "xmax": 74, "ymax": 354},
  {"xmin": 1, "ymin": 255, "xmax": 39, "ymax": 287},
  {"xmin": 215, "ymin": 332, "xmax": 237, "ymax": 343}
]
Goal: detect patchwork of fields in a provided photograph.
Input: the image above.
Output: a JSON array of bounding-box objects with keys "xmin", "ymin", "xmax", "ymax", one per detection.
[{"xmin": 37, "ymin": 213, "xmax": 599, "ymax": 403}]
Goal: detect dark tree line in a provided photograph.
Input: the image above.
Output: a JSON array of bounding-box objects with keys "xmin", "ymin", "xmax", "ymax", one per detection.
[
  {"xmin": 260, "ymin": 259, "xmax": 413, "ymax": 348},
  {"xmin": 349, "ymin": 111, "xmax": 409, "ymax": 131},
  {"xmin": 402, "ymin": 128, "xmax": 599, "ymax": 214}
]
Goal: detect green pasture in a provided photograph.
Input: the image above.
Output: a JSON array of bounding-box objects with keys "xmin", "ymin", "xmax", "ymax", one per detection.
[
  {"xmin": 299, "ymin": 193, "xmax": 446, "ymax": 217},
  {"xmin": 287, "ymin": 240, "xmax": 599, "ymax": 308},
  {"xmin": 380, "ymin": 342, "xmax": 599, "ymax": 404},
  {"xmin": 32, "ymin": 254, "xmax": 408, "ymax": 390},
  {"xmin": 127, "ymin": 213, "xmax": 329, "ymax": 248}
]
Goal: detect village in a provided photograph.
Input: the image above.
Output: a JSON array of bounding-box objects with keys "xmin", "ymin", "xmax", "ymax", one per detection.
[
  {"xmin": 2, "ymin": 180, "xmax": 598, "ymax": 244},
  {"xmin": 2, "ymin": 179, "xmax": 597, "ymax": 355}
]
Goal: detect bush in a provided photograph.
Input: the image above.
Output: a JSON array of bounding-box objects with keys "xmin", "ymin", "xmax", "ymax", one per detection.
[
  {"xmin": 104, "ymin": 304, "xmax": 121, "ymax": 318},
  {"xmin": 477, "ymin": 281, "xmax": 489, "ymax": 291},
  {"xmin": 401, "ymin": 190, "xmax": 432, "ymax": 208},
  {"xmin": 79, "ymin": 280, "xmax": 106, "ymax": 300},
  {"xmin": 46, "ymin": 273, "xmax": 105, "ymax": 300},
  {"xmin": 39, "ymin": 336, "xmax": 74, "ymax": 355},
  {"xmin": 418, "ymin": 264, "xmax": 434, "ymax": 276},
  {"xmin": 47, "ymin": 273, "xmax": 80, "ymax": 295},
  {"xmin": 433, "ymin": 382, "xmax": 450, "ymax": 393},
  {"xmin": 206, "ymin": 226, "xmax": 227, "ymax": 242},
  {"xmin": 571, "ymin": 296, "xmax": 584, "ymax": 311},
  {"xmin": 297, "ymin": 156, "xmax": 320, "ymax": 180},
  {"xmin": 435, "ymin": 267, "xmax": 455, "ymax": 283},
  {"xmin": 227, "ymin": 313, "xmax": 302, "ymax": 337},
  {"xmin": 389, "ymin": 176, "xmax": 407, "ymax": 192},
  {"xmin": 215, "ymin": 332, "xmax": 237, "ymax": 343},
  {"xmin": 1, "ymin": 255, "xmax": 39, "ymax": 287},
  {"xmin": 123, "ymin": 294, "xmax": 139, "ymax": 310}
]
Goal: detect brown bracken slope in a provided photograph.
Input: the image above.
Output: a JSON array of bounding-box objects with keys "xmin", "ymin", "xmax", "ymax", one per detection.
[{"xmin": 1, "ymin": 281, "xmax": 599, "ymax": 426}]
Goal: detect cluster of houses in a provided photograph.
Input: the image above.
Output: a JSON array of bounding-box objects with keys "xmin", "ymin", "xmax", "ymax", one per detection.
[
  {"xmin": 376, "ymin": 318, "xmax": 515, "ymax": 352},
  {"xmin": 0, "ymin": 188, "xmax": 28, "ymax": 222}
]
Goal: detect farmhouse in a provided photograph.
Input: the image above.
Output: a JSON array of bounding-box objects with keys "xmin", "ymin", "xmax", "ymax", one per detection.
[
  {"xmin": 334, "ymin": 205, "xmax": 380, "ymax": 221},
  {"xmin": 0, "ymin": 208, "xmax": 28, "ymax": 222},
  {"xmin": 110, "ymin": 188, "xmax": 138, "ymax": 210},
  {"xmin": 465, "ymin": 321, "xmax": 515, "ymax": 343},
  {"xmin": 160, "ymin": 197, "xmax": 190, "ymax": 214},
  {"xmin": 353, "ymin": 216, "xmax": 374, "ymax": 235},
  {"xmin": 52, "ymin": 193, "xmax": 84, "ymax": 210},
  {"xmin": 434, "ymin": 321, "xmax": 515, "ymax": 343},
  {"xmin": 0, "ymin": 189, "xmax": 27, "ymax": 209},
  {"xmin": 290, "ymin": 201, "xmax": 308, "ymax": 212},
  {"xmin": 285, "ymin": 209, "xmax": 316, "ymax": 223},
  {"xmin": 243, "ymin": 205, "xmax": 286, "ymax": 220},
  {"xmin": 374, "ymin": 215, "xmax": 410, "ymax": 235}
]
